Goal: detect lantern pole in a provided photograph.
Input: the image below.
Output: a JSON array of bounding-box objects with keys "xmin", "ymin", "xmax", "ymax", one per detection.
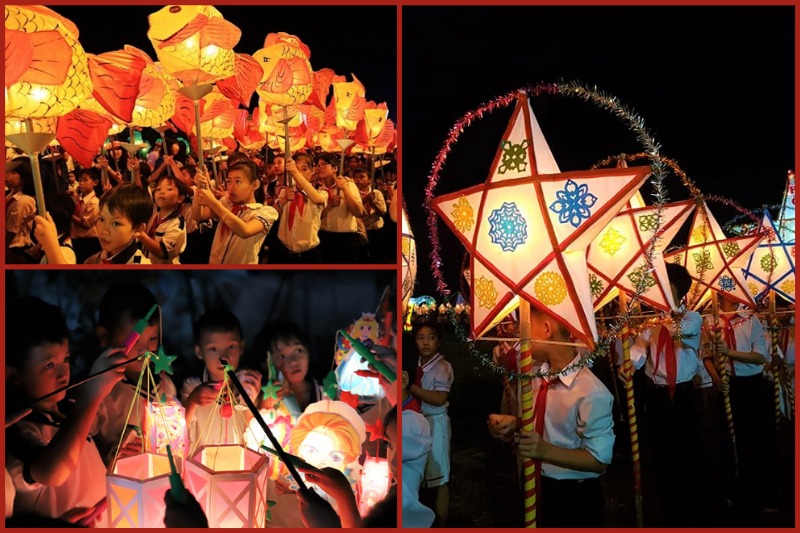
[
  {"xmin": 336, "ymin": 139, "xmax": 355, "ymax": 178},
  {"xmin": 178, "ymin": 83, "xmax": 215, "ymax": 176},
  {"xmin": 6, "ymin": 119, "xmax": 55, "ymax": 217},
  {"xmin": 279, "ymin": 106, "xmax": 293, "ymax": 188},
  {"xmin": 154, "ymin": 125, "xmax": 172, "ymax": 177},
  {"xmin": 768, "ymin": 291, "xmax": 784, "ymax": 427},
  {"xmin": 207, "ymin": 145, "xmax": 223, "ymax": 187},
  {"xmin": 120, "ymin": 126, "xmax": 146, "ymax": 185},
  {"xmin": 711, "ymin": 292, "xmax": 739, "ymax": 477},
  {"xmin": 370, "ymin": 146, "xmax": 376, "ymax": 188},
  {"xmin": 518, "ymin": 300, "xmax": 537, "ymax": 528}
]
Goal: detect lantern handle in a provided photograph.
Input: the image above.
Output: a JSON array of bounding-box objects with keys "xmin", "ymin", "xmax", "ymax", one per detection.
[
  {"xmin": 220, "ymin": 360, "xmax": 310, "ymax": 494},
  {"xmin": 166, "ymin": 444, "xmax": 188, "ymax": 503},
  {"xmin": 339, "ymin": 330, "xmax": 396, "ymax": 382}
]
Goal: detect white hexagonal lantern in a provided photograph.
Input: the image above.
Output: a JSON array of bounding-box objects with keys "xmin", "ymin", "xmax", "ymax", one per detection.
[
  {"xmin": 106, "ymin": 452, "xmax": 179, "ymax": 528},
  {"xmin": 184, "ymin": 444, "xmax": 269, "ymax": 528}
]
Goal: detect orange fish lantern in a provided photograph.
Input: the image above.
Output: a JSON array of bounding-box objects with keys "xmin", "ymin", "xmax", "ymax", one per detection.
[
  {"xmin": 253, "ymin": 32, "xmax": 314, "ymax": 106},
  {"xmin": 354, "ymin": 102, "xmax": 395, "ymax": 153},
  {"xmin": 233, "ymin": 110, "xmax": 265, "ymax": 151},
  {"xmin": 199, "ymin": 88, "xmax": 237, "ymax": 140},
  {"xmin": 332, "ymin": 75, "xmax": 366, "ymax": 131},
  {"xmin": 217, "ymin": 53, "xmax": 261, "ymax": 107},
  {"xmin": 123, "ymin": 46, "xmax": 177, "ymax": 128},
  {"xmin": 306, "ymin": 68, "xmax": 345, "ymax": 110},
  {"xmin": 146, "ymin": 5, "xmax": 239, "ymax": 85},
  {"xmin": 85, "ymin": 49, "xmax": 147, "ymax": 123},
  {"xmin": 316, "ymin": 126, "xmax": 346, "ymax": 152},
  {"xmin": 5, "ymin": 5, "xmax": 92, "ymax": 119}
]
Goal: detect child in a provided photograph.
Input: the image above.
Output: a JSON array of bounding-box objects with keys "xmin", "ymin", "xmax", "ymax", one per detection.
[
  {"xmin": 408, "ymin": 321, "xmax": 453, "ymax": 527},
  {"xmin": 5, "ymin": 297, "xmax": 127, "ymax": 525},
  {"xmin": 33, "ymin": 193, "xmax": 77, "ymax": 264},
  {"xmin": 66, "ymin": 171, "xmax": 79, "ymax": 194},
  {"xmin": 69, "ymin": 168, "xmax": 102, "ymax": 264},
  {"xmin": 135, "ymin": 175, "xmax": 189, "ymax": 264},
  {"xmin": 272, "ymin": 153, "xmax": 328, "ymax": 263},
  {"xmin": 84, "ymin": 183, "xmax": 153, "ymax": 264},
  {"xmin": 488, "ymin": 307, "xmax": 615, "ymax": 527},
  {"xmin": 354, "ymin": 167, "xmax": 387, "ymax": 264},
  {"xmin": 93, "ymin": 283, "xmax": 177, "ymax": 466},
  {"xmin": 5, "ymin": 158, "xmax": 37, "ymax": 258},
  {"xmin": 317, "ymin": 154, "xmax": 365, "ymax": 264},
  {"xmin": 180, "ymin": 309, "xmax": 261, "ymax": 450},
  {"xmin": 193, "ymin": 160, "xmax": 278, "ymax": 264}
]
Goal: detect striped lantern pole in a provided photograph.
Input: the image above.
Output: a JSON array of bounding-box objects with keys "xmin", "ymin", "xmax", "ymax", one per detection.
[
  {"xmin": 619, "ymin": 292, "xmax": 643, "ymax": 527},
  {"xmin": 712, "ymin": 294, "xmax": 739, "ymax": 475},
  {"xmin": 518, "ymin": 301, "xmax": 537, "ymax": 528},
  {"xmin": 769, "ymin": 293, "xmax": 783, "ymax": 425}
]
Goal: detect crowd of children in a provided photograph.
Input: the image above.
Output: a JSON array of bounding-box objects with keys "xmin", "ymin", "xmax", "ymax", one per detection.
[
  {"xmin": 5, "ymin": 283, "xmax": 398, "ymax": 527},
  {"xmin": 5, "ymin": 142, "xmax": 398, "ymax": 265}
]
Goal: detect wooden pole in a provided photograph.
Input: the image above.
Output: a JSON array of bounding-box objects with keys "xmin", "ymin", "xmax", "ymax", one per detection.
[
  {"xmin": 518, "ymin": 301, "xmax": 537, "ymax": 528},
  {"xmin": 712, "ymin": 293, "xmax": 739, "ymax": 476},
  {"xmin": 619, "ymin": 292, "xmax": 644, "ymax": 527}
]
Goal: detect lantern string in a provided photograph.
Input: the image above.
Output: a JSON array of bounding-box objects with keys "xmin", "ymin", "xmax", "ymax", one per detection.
[
  {"xmin": 110, "ymin": 351, "xmax": 151, "ymax": 474},
  {"xmin": 144, "ymin": 361, "xmax": 183, "ymax": 467},
  {"xmin": 189, "ymin": 375, "xmax": 232, "ymax": 460}
]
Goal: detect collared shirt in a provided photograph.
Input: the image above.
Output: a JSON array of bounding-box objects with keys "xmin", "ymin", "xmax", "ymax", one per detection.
[
  {"xmin": 276, "ymin": 187, "xmax": 328, "ymax": 253},
  {"xmin": 209, "ymin": 196, "xmax": 278, "ymax": 264},
  {"xmin": 360, "ymin": 187, "xmax": 386, "ymax": 230},
  {"xmin": 70, "ymin": 190, "xmax": 99, "ymax": 239},
  {"xmin": 418, "ymin": 353, "xmax": 453, "ymax": 416},
  {"xmin": 534, "ymin": 354, "xmax": 615, "ymax": 480},
  {"xmin": 701, "ymin": 310, "xmax": 768, "ymax": 377},
  {"xmin": 401, "ymin": 409, "xmax": 435, "ymax": 528},
  {"xmin": 144, "ymin": 210, "xmax": 186, "ymax": 264},
  {"xmin": 320, "ymin": 179, "xmax": 363, "ymax": 233},
  {"xmin": 5, "ymin": 190, "xmax": 36, "ymax": 248},
  {"xmin": 84, "ymin": 240, "xmax": 150, "ymax": 264},
  {"xmin": 630, "ymin": 306, "xmax": 702, "ymax": 385}
]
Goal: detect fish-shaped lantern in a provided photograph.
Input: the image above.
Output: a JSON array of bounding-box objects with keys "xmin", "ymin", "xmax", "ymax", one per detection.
[{"xmin": 253, "ymin": 32, "xmax": 313, "ymax": 107}]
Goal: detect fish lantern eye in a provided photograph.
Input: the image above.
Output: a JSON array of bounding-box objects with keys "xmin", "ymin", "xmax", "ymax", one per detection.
[{"xmin": 170, "ymin": 5, "xmax": 181, "ymax": 13}]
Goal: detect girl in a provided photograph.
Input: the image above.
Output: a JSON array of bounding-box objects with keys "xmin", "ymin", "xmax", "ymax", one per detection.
[
  {"xmin": 69, "ymin": 168, "xmax": 102, "ymax": 264},
  {"xmin": 135, "ymin": 175, "xmax": 189, "ymax": 264}
]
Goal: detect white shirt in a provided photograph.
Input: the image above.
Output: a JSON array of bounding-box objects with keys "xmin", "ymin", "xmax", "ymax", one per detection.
[
  {"xmin": 276, "ymin": 187, "xmax": 328, "ymax": 252},
  {"xmin": 144, "ymin": 210, "xmax": 187, "ymax": 264},
  {"xmin": 5, "ymin": 190, "xmax": 36, "ymax": 248},
  {"xmin": 401, "ymin": 409, "xmax": 434, "ymax": 528},
  {"xmin": 630, "ymin": 307, "xmax": 702, "ymax": 385},
  {"xmin": 534, "ymin": 354, "xmax": 615, "ymax": 479},
  {"xmin": 360, "ymin": 187, "xmax": 386, "ymax": 230},
  {"xmin": 70, "ymin": 190, "xmax": 99, "ymax": 239},
  {"xmin": 320, "ymin": 180, "xmax": 362, "ymax": 233},
  {"xmin": 419, "ymin": 353, "xmax": 453, "ymax": 416},
  {"xmin": 209, "ymin": 197, "xmax": 278, "ymax": 264}
]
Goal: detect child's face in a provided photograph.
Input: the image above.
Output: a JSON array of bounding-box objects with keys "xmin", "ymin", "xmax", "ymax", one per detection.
[
  {"xmin": 354, "ymin": 172, "xmax": 370, "ymax": 190},
  {"xmin": 415, "ymin": 327, "xmax": 439, "ymax": 358},
  {"xmin": 109, "ymin": 320, "xmax": 160, "ymax": 379},
  {"xmin": 272, "ymin": 158, "xmax": 285, "ymax": 174},
  {"xmin": 316, "ymin": 160, "xmax": 336, "ymax": 180},
  {"xmin": 68, "ymin": 173, "xmax": 76, "ymax": 184},
  {"xmin": 270, "ymin": 337, "xmax": 309, "ymax": 385},
  {"xmin": 96, "ymin": 205, "xmax": 141, "ymax": 257},
  {"xmin": 78, "ymin": 174, "xmax": 97, "ymax": 195},
  {"xmin": 5, "ymin": 170, "xmax": 22, "ymax": 190},
  {"xmin": 296, "ymin": 159, "xmax": 313, "ymax": 180},
  {"xmin": 16, "ymin": 339, "xmax": 71, "ymax": 407},
  {"xmin": 196, "ymin": 330, "xmax": 243, "ymax": 382},
  {"xmin": 226, "ymin": 169, "xmax": 259, "ymax": 204},
  {"xmin": 154, "ymin": 179, "xmax": 184, "ymax": 210}
]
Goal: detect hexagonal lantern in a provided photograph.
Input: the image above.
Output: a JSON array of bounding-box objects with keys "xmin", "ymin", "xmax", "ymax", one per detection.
[
  {"xmin": 106, "ymin": 452, "xmax": 180, "ymax": 528},
  {"xmin": 184, "ymin": 444, "xmax": 269, "ymax": 528}
]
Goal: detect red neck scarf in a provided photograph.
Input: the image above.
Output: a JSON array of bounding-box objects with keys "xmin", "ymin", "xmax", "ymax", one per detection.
[
  {"xmin": 655, "ymin": 326, "xmax": 678, "ymax": 399},
  {"xmin": 288, "ymin": 190, "xmax": 306, "ymax": 230}
]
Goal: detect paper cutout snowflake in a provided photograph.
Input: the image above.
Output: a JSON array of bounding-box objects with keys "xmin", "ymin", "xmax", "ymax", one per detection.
[
  {"xmin": 628, "ymin": 264, "xmax": 657, "ymax": 291},
  {"xmin": 721, "ymin": 241, "xmax": 740, "ymax": 258},
  {"xmin": 760, "ymin": 253, "xmax": 778, "ymax": 273},
  {"xmin": 780, "ymin": 279, "xmax": 795, "ymax": 295},
  {"xmin": 692, "ymin": 250, "xmax": 714, "ymax": 273},
  {"xmin": 451, "ymin": 196, "xmax": 475, "ymax": 232},
  {"xmin": 498, "ymin": 139, "xmax": 529, "ymax": 174},
  {"xmin": 534, "ymin": 271, "xmax": 568, "ymax": 306},
  {"xmin": 549, "ymin": 179, "xmax": 598, "ymax": 228},
  {"xmin": 718, "ymin": 275, "xmax": 735, "ymax": 292},
  {"xmin": 748, "ymin": 282, "xmax": 759, "ymax": 296},
  {"xmin": 488, "ymin": 202, "xmax": 528, "ymax": 252},
  {"xmin": 598, "ymin": 226, "xmax": 626, "ymax": 256},
  {"xmin": 692, "ymin": 225, "xmax": 709, "ymax": 243},
  {"xmin": 638, "ymin": 213, "xmax": 659, "ymax": 232},
  {"xmin": 475, "ymin": 276, "xmax": 498, "ymax": 309},
  {"xmin": 589, "ymin": 273, "xmax": 604, "ymax": 299}
]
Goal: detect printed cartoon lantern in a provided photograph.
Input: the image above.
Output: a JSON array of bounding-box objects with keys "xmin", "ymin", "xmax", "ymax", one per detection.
[
  {"xmin": 335, "ymin": 314, "xmax": 386, "ymax": 403},
  {"xmin": 146, "ymin": 401, "xmax": 189, "ymax": 463},
  {"xmin": 332, "ymin": 75, "xmax": 366, "ymax": 131},
  {"xmin": 401, "ymin": 208, "xmax": 418, "ymax": 314},
  {"xmin": 431, "ymin": 92, "xmax": 650, "ymax": 349},
  {"xmin": 778, "ymin": 170, "xmax": 795, "ymax": 245},
  {"xmin": 254, "ymin": 32, "xmax": 313, "ymax": 106},
  {"xmin": 147, "ymin": 5, "xmax": 239, "ymax": 85},
  {"xmin": 358, "ymin": 456, "xmax": 391, "ymax": 517},
  {"xmin": 742, "ymin": 211, "xmax": 795, "ymax": 303},
  {"xmin": 243, "ymin": 406, "xmax": 294, "ymax": 480},
  {"xmin": 184, "ymin": 444, "xmax": 269, "ymax": 528},
  {"xmin": 106, "ymin": 452, "xmax": 179, "ymax": 528}
]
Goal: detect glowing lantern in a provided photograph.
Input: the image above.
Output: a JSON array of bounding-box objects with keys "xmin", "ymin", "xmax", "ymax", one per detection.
[
  {"xmin": 199, "ymin": 88, "xmax": 237, "ymax": 139},
  {"xmin": 777, "ymin": 170, "xmax": 795, "ymax": 244},
  {"xmin": 217, "ymin": 53, "xmax": 262, "ymax": 107},
  {"xmin": 184, "ymin": 444, "xmax": 269, "ymax": 528},
  {"xmin": 106, "ymin": 452, "xmax": 179, "ymax": 528},
  {"xmin": 316, "ymin": 125, "xmax": 346, "ymax": 152},
  {"xmin": 147, "ymin": 5, "xmax": 239, "ymax": 85},
  {"xmin": 253, "ymin": 32, "xmax": 314, "ymax": 106},
  {"xmin": 123, "ymin": 46, "xmax": 177, "ymax": 128},
  {"xmin": 358, "ymin": 457, "xmax": 391, "ymax": 516},
  {"xmin": 307, "ymin": 68, "xmax": 345, "ymax": 110},
  {"xmin": 243, "ymin": 407, "xmax": 294, "ymax": 480},
  {"xmin": 145, "ymin": 401, "xmax": 189, "ymax": 464},
  {"xmin": 332, "ymin": 75, "xmax": 366, "ymax": 131},
  {"xmin": 354, "ymin": 102, "xmax": 394, "ymax": 151},
  {"xmin": 401, "ymin": 208, "xmax": 418, "ymax": 314},
  {"xmin": 334, "ymin": 314, "xmax": 386, "ymax": 403},
  {"xmin": 742, "ymin": 211, "xmax": 795, "ymax": 303}
]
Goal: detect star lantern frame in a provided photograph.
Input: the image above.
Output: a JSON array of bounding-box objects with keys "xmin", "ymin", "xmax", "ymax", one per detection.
[{"xmin": 742, "ymin": 211, "xmax": 795, "ymax": 303}]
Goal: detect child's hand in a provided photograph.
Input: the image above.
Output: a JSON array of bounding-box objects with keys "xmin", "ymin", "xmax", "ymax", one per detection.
[
  {"xmin": 86, "ymin": 347, "xmax": 127, "ymax": 397},
  {"xmin": 297, "ymin": 465, "xmax": 353, "ymax": 503},
  {"xmin": 236, "ymin": 369, "xmax": 262, "ymax": 400},
  {"xmin": 117, "ymin": 433, "xmax": 144, "ymax": 460},
  {"xmin": 518, "ymin": 431, "xmax": 546, "ymax": 460},
  {"xmin": 296, "ymin": 487, "xmax": 342, "ymax": 528},
  {"xmin": 334, "ymin": 175, "xmax": 348, "ymax": 190},
  {"xmin": 33, "ymin": 213, "xmax": 58, "ymax": 244},
  {"xmin": 186, "ymin": 382, "xmax": 220, "ymax": 408},
  {"xmin": 487, "ymin": 414, "xmax": 517, "ymax": 440},
  {"xmin": 164, "ymin": 488, "xmax": 208, "ymax": 528},
  {"xmin": 196, "ymin": 186, "xmax": 215, "ymax": 205},
  {"xmin": 285, "ymin": 158, "xmax": 298, "ymax": 175},
  {"xmin": 714, "ymin": 339, "xmax": 731, "ymax": 357}
]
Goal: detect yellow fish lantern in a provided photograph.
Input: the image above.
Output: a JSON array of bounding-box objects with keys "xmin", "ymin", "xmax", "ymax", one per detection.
[
  {"xmin": 253, "ymin": 33, "xmax": 314, "ymax": 106},
  {"xmin": 199, "ymin": 88, "xmax": 237, "ymax": 140},
  {"xmin": 5, "ymin": 117, "xmax": 58, "ymax": 137},
  {"xmin": 333, "ymin": 75, "xmax": 366, "ymax": 131},
  {"xmin": 147, "ymin": 5, "xmax": 239, "ymax": 85},
  {"xmin": 5, "ymin": 5, "xmax": 92, "ymax": 119},
  {"xmin": 123, "ymin": 46, "xmax": 177, "ymax": 128},
  {"xmin": 267, "ymin": 129, "xmax": 307, "ymax": 153},
  {"xmin": 260, "ymin": 101, "xmax": 304, "ymax": 129},
  {"xmin": 316, "ymin": 125, "xmax": 346, "ymax": 152}
]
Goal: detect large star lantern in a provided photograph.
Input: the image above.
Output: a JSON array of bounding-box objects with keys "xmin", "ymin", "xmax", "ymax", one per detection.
[
  {"xmin": 588, "ymin": 199, "xmax": 696, "ymax": 312},
  {"xmin": 742, "ymin": 211, "xmax": 795, "ymax": 303},
  {"xmin": 431, "ymin": 92, "xmax": 650, "ymax": 349},
  {"xmin": 664, "ymin": 201, "xmax": 764, "ymax": 309}
]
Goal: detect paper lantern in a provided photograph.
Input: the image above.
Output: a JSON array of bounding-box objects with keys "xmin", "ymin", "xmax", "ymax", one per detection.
[
  {"xmin": 354, "ymin": 102, "xmax": 395, "ymax": 153},
  {"xmin": 122, "ymin": 46, "xmax": 177, "ymax": 128},
  {"xmin": 401, "ymin": 208, "xmax": 418, "ymax": 314},
  {"xmin": 5, "ymin": 117, "xmax": 57, "ymax": 136},
  {"xmin": 146, "ymin": 401, "xmax": 189, "ymax": 464},
  {"xmin": 431, "ymin": 92, "xmax": 649, "ymax": 348},
  {"xmin": 778, "ymin": 170, "xmax": 795, "ymax": 244},
  {"xmin": 358, "ymin": 457, "xmax": 391, "ymax": 517},
  {"xmin": 335, "ymin": 315, "xmax": 386, "ymax": 403},
  {"xmin": 5, "ymin": 5, "xmax": 92, "ymax": 119},
  {"xmin": 106, "ymin": 452, "xmax": 179, "ymax": 528},
  {"xmin": 332, "ymin": 75, "xmax": 366, "ymax": 131},
  {"xmin": 217, "ymin": 53, "xmax": 262, "ymax": 107},
  {"xmin": 253, "ymin": 33, "xmax": 313, "ymax": 106},
  {"xmin": 307, "ymin": 68, "xmax": 345, "ymax": 110},
  {"xmin": 147, "ymin": 5, "xmax": 239, "ymax": 85},
  {"xmin": 199, "ymin": 88, "xmax": 237, "ymax": 139},
  {"xmin": 184, "ymin": 444, "xmax": 269, "ymax": 528},
  {"xmin": 742, "ymin": 212, "xmax": 795, "ymax": 303},
  {"xmin": 85, "ymin": 49, "xmax": 147, "ymax": 123},
  {"xmin": 664, "ymin": 201, "xmax": 765, "ymax": 309},
  {"xmin": 243, "ymin": 406, "xmax": 294, "ymax": 480}
]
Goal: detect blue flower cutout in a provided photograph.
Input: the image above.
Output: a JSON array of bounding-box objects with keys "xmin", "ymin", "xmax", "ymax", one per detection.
[
  {"xmin": 718, "ymin": 275, "xmax": 736, "ymax": 292},
  {"xmin": 549, "ymin": 179, "xmax": 598, "ymax": 228},
  {"xmin": 487, "ymin": 202, "xmax": 528, "ymax": 252}
]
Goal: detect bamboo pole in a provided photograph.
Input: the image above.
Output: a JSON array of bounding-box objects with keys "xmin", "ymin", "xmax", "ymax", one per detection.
[
  {"xmin": 712, "ymin": 294, "xmax": 739, "ymax": 476},
  {"xmin": 769, "ymin": 292, "xmax": 784, "ymax": 426},
  {"xmin": 518, "ymin": 301, "xmax": 537, "ymax": 528},
  {"xmin": 619, "ymin": 292, "xmax": 643, "ymax": 527}
]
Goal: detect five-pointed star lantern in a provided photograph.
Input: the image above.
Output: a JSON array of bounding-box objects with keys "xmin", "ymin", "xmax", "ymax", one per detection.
[
  {"xmin": 777, "ymin": 171, "xmax": 795, "ymax": 245},
  {"xmin": 742, "ymin": 211, "xmax": 795, "ymax": 303},
  {"xmin": 664, "ymin": 201, "xmax": 765, "ymax": 310},
  {"xmin": 431, "ymin": 92, "xmax": 651, "ymax": 349},
  {"xmin": 588, "ymin": 199, "xmax": 696, "ymax": 312}
]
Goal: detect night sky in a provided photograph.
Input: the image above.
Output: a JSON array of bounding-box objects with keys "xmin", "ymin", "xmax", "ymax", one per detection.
[
  {"xmin": 403, "ymin": 5, "xmax": 795, "ymax": 297},
  {"xmin": 48, "ymin": 5, "xmax": 397, "ymax": 125}
]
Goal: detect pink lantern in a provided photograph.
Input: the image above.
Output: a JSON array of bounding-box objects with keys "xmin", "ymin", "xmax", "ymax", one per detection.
[
  {"xmin": 184, "ymin": 444, "xmax": 269, "ymax": 528},
  {"xmin": 146, "ymin": 401, "xmax": 189, "ymax": 464},
  {"xmin": 244, "ymin": 407, "xmax": 294, "ymax": 480},
  {"xmin": 357, "ymin": 456, "xmax": 391, "ymax": 516},
  {"xmin": 106, "ymin": 452, "xmax": 180, "ymax": 528}
]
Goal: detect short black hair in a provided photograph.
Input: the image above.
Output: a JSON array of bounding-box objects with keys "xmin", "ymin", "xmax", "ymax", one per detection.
[
  {"xmin": 316, "ymin": 153, "xmax": 339, "ymax": 168},
  {"xmin": 45, "ymin": 192, "xmax": 76, "ymax": 236},
  {"xmin": 411, "ymin": 320, "xmax": 441, "ymax": 340},
  {"xmin": 402, "ymin": 331, "xmax": 420, "ymax": 378},
  {"xmin": 98, "ymin": 283, "xmax": 160, "ymax": 335},
  {"xmin": 99, "ymin": 183, "xmax": 153, "ymax": 227},
  {"xmin": 666, "ymin": 263, "xmax": 693, "ymax": 301},
  {"xmin": 155, "ymin": 174, "xmax": 191, "ymax": 199},
  {"xmin": 294, "ymin": 152, "xmax": 314, "ymax": 168},
  {"xmin": 352, "ymin": 166, "xmax": 369, "ymax": 177},
  {"xmin": 194, "ymin": 308, "xmax": 243, "ymax": 344},
  {"xmin": 6, "ymin": 297, "xmax": 69, "ymax": 369},
  {"xmin": 257, "ymin": 320, "xmax": 311, "ymax": 353},
  {"xmin": 228, "ymin": 160, "xmax": 260, "ymax": 183}
]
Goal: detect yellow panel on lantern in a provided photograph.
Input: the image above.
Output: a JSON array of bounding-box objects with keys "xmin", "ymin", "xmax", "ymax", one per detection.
[
  {"xmin": 333, "ymin": 76, "xmax": 366, "ymax": 131},
  {"xmin": 5, "ymin": 5, "xmax": 93, "ymax": 119},
  {"xmin": 364, "ymin": 107, "xmax": 389, "ymax": 142},
  {"xmin": 200, "ymin": 90, "xmax": 236, "ymax": 139},
  {"xmin": 401, "ymin": 208, "xmax": 417, "ymax": 314},
  {"xmin": 129, "ymin": 54, "xmax": 177, "ymax": 127},
  {"xmin": 6, "ymin": 117, "xmax": 58, "ymax": 136},
  {"xmin": 253, "ymin": 34, "xmax": 313, "ymax": 106}
]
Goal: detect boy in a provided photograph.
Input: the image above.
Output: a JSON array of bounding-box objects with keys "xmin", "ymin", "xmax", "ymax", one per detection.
[
  {"xmin": 193, "ymin": 160, "xmax": 278, "ymax": 264},
  {"xmin": 316, "ymin": 154, "xmax": 365, "ymax": 264},
  {"xmin": 6, "ymin": 297, "xmax": 127, "ymax": 524},
  {"xmin": 33, "ymin": 193, "xmax": 77, "ymax": 264},
  {"xmin": 353, "ymin": 166, "xmax": 387, "ymax": 263},
  {"xmin": 84, "ymin": 183, "xmax": 153, "ymax": 264},
  {"xmin": 69, "ymin": 168, "xmax": 101, "ymax": 263},
  {"xmin": 272, "ymin": 153, "xmax": 328, "ymax": 263}
]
